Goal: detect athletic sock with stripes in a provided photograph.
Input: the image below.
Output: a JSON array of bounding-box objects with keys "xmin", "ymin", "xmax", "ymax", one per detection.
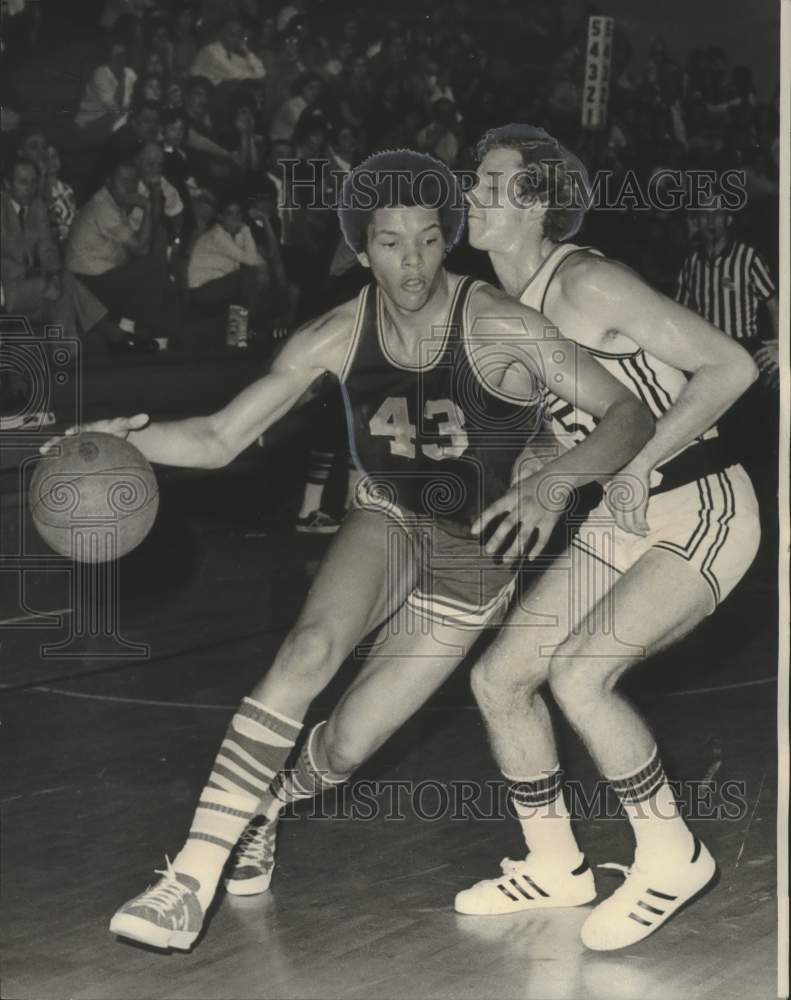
[
  {"xmin": 172, "ymin": 697, "xmax": 301, "ymax": 910},
  {"xmin": 607, "ymin": 746, "xmax": 694, "ymax": 870},
  {"xmin": 506, "ymin": 765, "xmax": 584, "ymax": 868},
  {"xmin": 263, "ymin": 721, "xmax": 352, "ymax": 822}
]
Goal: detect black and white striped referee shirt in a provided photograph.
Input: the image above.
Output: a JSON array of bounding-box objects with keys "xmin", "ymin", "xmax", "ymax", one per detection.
[{"xmin": 675, "ymin": 240, "xmax": 776, "ymax": 341}]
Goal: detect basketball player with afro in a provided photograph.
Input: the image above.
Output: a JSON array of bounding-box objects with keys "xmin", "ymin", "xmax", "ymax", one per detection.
[
  {"xmin": 45, "ymin": 150, "xmax": 654, "ymax": 951},
  {"xmin": 450, "ymin": 125, "xmax": 761, "ymax": 950}
]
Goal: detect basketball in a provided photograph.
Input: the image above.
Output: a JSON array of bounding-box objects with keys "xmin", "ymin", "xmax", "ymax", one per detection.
[{"xmin": 29, "ymin": 432, "xmax": 159, "ymax": 562}]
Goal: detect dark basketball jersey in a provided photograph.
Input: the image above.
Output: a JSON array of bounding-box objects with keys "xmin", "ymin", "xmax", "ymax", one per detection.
[{"xmin": 339, "ymin": 275, "xmax": 542, "ymax": 535}]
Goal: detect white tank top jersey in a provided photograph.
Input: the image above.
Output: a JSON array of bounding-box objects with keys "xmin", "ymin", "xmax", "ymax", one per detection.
[{"xmin": 519, "ymin": 243, "xmax": 712, "ymax": 465}]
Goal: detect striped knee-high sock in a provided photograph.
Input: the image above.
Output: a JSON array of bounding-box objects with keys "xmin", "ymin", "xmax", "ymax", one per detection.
[
  {"xmin": 173, "ymin": 697, "xmax": 301, "ymax": 909},
  {"xmin": 607, "ymin": 746, "xmax": 693, "ymax": 868},
  {"xmin": 506, "ymin": 765, "xmax": 583, "ymax": 866},
  {"xmin": 263, "ymin": 721, "xmax": 352, "ymax": 821}
]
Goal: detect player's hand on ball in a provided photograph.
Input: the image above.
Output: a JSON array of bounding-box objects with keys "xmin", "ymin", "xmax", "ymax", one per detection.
[
  {"xmin": 604, "ymin": 463, "xmax": 650, "ymax": 536},
  {"xmin": 471, "ymin": 473, "xmax": 563, "ymax": 564},
  {"xmin": 39, "ymin": 413, "xmax": 151, "ymax": 456}
]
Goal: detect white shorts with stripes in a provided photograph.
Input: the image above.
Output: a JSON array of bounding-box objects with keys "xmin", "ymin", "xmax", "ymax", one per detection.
[{"xmin": 570, "ymin": 463, "xmax": 760, "ymax": 610}]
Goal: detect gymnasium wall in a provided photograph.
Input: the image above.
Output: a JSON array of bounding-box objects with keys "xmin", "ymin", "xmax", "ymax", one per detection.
[{"xmin": 563, "ymin": 0, "xmax": 781, "ymax": 100}]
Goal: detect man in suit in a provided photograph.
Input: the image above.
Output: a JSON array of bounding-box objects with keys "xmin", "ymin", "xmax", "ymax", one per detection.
[{"xmin": 1, "ymin": 158, "xmax": 136, "ymax": 352}]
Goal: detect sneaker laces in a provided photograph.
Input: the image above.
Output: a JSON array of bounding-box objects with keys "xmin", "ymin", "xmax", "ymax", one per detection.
[
  {"xmin": 139, "ymin": 857, "xmax": 194, "ymax": 916},
  {"xmin": 236, "ymin": 820, "xmax": 275, "ymax": 865}
]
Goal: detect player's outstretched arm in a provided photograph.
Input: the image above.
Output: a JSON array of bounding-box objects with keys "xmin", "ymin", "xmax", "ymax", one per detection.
[
  {"xmin": 466, "ymin": 287, "xmax": 655, "ymax": 557},
  {"xmin": 40, "ymin": 304, "xmax": 356, "ymax": 469},
  {"xmin": 565, "ymin": 258, "xmax": 758, "ymax": 471}
]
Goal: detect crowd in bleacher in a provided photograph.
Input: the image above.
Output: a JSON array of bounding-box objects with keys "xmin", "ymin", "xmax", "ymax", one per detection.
[{"xmin": 1, "ymin": 0, "xmax": 780, "ymax": 358}]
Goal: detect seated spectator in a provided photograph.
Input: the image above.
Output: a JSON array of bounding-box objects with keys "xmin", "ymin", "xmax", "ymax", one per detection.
[
  {"xmin": 142, "ymin": 49, "xmax": 168, "ymax": 82},
  {"xmin": 186, "ymin": 192, "xmax": 272, "ymax": 335},
  {"xmin": 337, "ymin": 56, "xmax": 372, "ymax": 130},
  {"xmin": 65, "ymin": 159, "xmax": 177, "ymax": 347},
  {"xmin": 1, "ymin": 158, "xmax": 129, "ymax": 353},
  {"xmin": 145, "ymin": 21, "xmax": 174, "ymax": 79},
  {"xmin": 132, "ymin": 141, "xmax": 185, "ymax": 254},
  {"xmin": 326, "ymin": 125, "xmax": 358, "ymax": 177},
  {"xmin": 74, "ymin": 37, "xmax": 137, "ymax": 144},
  {"xmin": 134, "ymin": 74, "xmax": 165, "ymax": 106},
  {"xmin": 225, "ymin": 99, "xmax": 263, "ymax": 176},
  {"xmin": 254, "ymin": 14, "xmax": 278, "ymax": 78},
  {"xmin": 99, "ymin": 0, "xmax": 147, "ymax": 30},
  {"xmin": 270, "ymin": 72, "xmax": 323, "ymax": 141},
  {"xmin": 161, "ymin": 109, "xmax": 205, "ymax": 201},
  {"xmin": 172, "ymin": 5, "xmax": 199, "ymax": 78},
  {"xmin": 266, "ymin": 27, "xmax": 307, "ymax": 114},
  {"xmin": 165, "ymin": 80, "xmax": 185, "ymax": 110},
  {"xmin": 16, "ymin": 129, "xmax": 77, "ymax": 242},
  {"xmin": 416, "ymin": 97, "xmax": 463, "ymax": 167},
  {"xmin": 44, "ymin": 146, "xmax": 78, "ymax": 244},
  {"xmin": 183, "ymin": 76, "xmax": 236, "ymax": 171},
  {"xmin": 190, "ymin": 17, "xmax": 266, "ymax": 87},
  {"xmin": 98, "ymin": 100, "xmax": 161, "ymax": 181},
  {"xmin": 173, "ymin": 5, "xmax": 198, "ymax": 77}
]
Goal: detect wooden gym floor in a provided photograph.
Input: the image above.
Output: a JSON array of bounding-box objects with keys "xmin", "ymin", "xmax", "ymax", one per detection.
[{"xmin": 0, "ymin": 457, "xmax": 780, "ymax": 1000}]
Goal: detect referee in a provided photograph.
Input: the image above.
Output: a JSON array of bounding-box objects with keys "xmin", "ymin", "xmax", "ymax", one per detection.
[
  {"xmin": 677, "ymin": 203, "xmax": 779, "ymax": 552},
  {"xmin": 676, "ymin": 205, "xmax": 778, "ymax": 349}
]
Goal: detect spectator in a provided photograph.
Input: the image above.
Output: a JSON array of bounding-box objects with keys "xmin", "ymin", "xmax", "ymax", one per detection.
[
  {"xmin": 1, "ymin": 158, "xmax": 126, "ymax": 352},
  {"xmin": 190, "ymin": 17, "xmax": 266, "ymax": 87},
  {"xmin": 226, "ymin": 100, "xmax": 262, "ymax": 176},
  {"xmin": 161, "ymin": 108, "xmax": 204, "ymax": 202},
  {"xmin": 134, "ymin": 73, "xmax": 165, "ymax": 106},
  {"xmin": 183, "ymin": 76, "xmax": 236, "ymax": 171},
  {"xmin": 172, "ymin": 5, "xmax": 199, "ymax": 78},
  {"xmin": 100, "ymin": 99, "xmax": 161, "ymax": 172},
  {"xmin": 416, "ymin": 97, "xmax": 463, "ymax": 167},
  {"xmin": 253, "ymin": 15, "xmax": 278, "ymax": 78},
  {"xmin": 99, "ymin": 0, "xmax": 146, "ymax": 31},
  {"xmin": 65, "ymin": 158, "xmax": 175, "ymax": 347},
  {"xmin": 270, "ymin": 72, "xmax": 323, "ymax": 142},
  {"xmin": 142, "ymin": 49, "xmax": 168, "ymax": 82},
  {"xmin": 74, "ymin": 37, "xmax": 137, "ymax": 143},
  {"xmin": 132, "ymin": 141, "xmax": 185, "ymax": 254},
  {"xmin": 265, "ymin": 27, "xmax": 305, "ymax": 114},
  {"xmin": 146, "ymin": 19, "xmax": 175, "ymax": 79},
  {"xmin": 17, "ymin": 132, "xmax": 79, "ymax": 244},
  {"xmin": 44, "ymin": 146, "xmax": 78, "ymax": 244},
  {"xmin": 336, "ymin": 56, "xmax": 372, "ymax": 131},
  {"xmin": 186, "ymin": 191, "xmax": 272, "ymax": 335},
  {"xmin": 326, "ymin": 125, "xmax": 358, "ymax": 177},
  {"xmin": 165, "ymin": 80, "xmax": 185, "ymax": 110}
]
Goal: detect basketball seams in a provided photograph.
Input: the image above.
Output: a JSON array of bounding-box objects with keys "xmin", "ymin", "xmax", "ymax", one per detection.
[{"xmin": 31, "ymin": 467, "xmax": 159, "ymax": 524}]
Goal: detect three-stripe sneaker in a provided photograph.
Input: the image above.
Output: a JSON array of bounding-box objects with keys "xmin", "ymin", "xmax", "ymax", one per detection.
[
  {"xmin": 580, "ymin": 836, "xmax": 716, "ymax": 950},
  {"xmin": 224, "ymin": 816, "xmax": 277, "ymax": 896},
  {"xmin": 109, "ymin": 858, "xmax": 204, "ymax": 950},
  {"xmin": 454, "ymin": 854, "xmax": 596, "ymax": 915}
]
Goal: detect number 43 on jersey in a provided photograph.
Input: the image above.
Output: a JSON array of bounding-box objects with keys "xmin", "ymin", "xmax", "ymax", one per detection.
[{"xmin": 369, "ymin": 396, "xmax": 469, "ymax": 460}]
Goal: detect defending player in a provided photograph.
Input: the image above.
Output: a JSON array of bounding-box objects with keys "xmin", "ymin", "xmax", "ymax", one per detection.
[
  {"xmin": 44, "ymin": 150, "xmax": 653, "ymax": 951},
  {"xmin": 453, "ymin": 125, "xmax": 760, "ymax": 950}
]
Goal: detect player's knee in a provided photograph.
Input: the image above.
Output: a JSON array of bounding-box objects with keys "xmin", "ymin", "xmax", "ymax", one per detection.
[
  {"xmin": 470, "ymin": 649, "xmax": 547, "ymax": 711},
  {"xmin": 275, "ymin": 623, "xmax": 338, "ymax": 683},
  {"xmin": 548, "ymin": 648, "xmax": 618, "ymax": 715}
]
